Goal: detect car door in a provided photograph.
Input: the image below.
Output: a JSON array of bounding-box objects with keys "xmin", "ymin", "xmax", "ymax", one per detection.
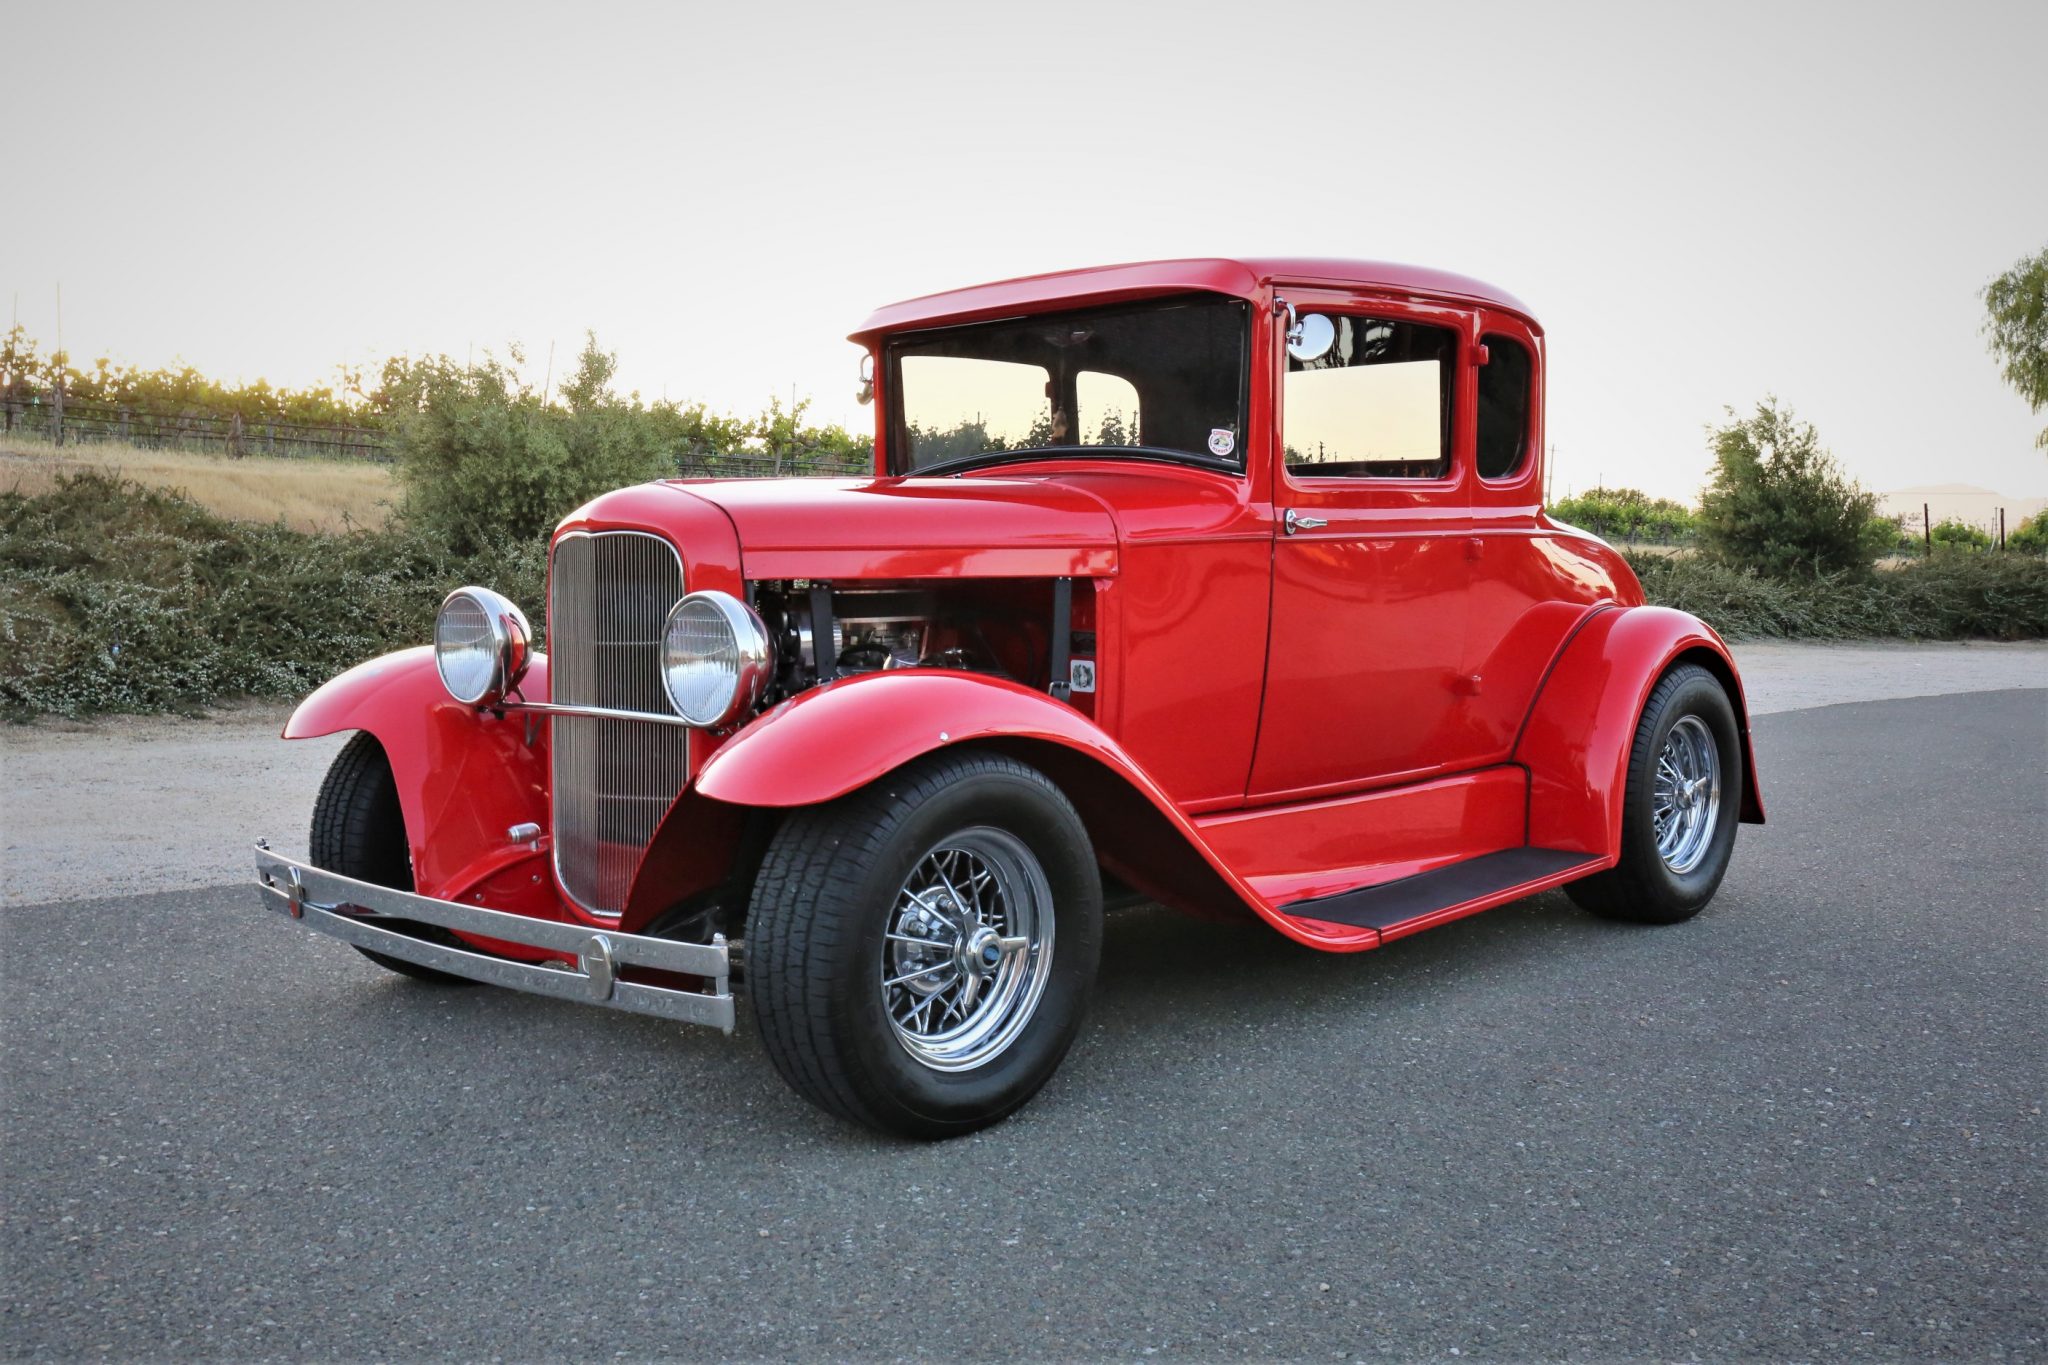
[{"xmin": 1247, "ymin": 290, "xmax": 1480, "ymax": 800}]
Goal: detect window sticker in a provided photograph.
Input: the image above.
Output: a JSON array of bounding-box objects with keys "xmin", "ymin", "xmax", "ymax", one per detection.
[{"xmin": 1207, "ymin": 428, "xmax": 1236, "ymax": 458}]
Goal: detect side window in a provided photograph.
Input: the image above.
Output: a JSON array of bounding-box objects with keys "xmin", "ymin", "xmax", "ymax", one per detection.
[
  {"xmin": 1476, "ymin": 335, "xmax": 1533, "ymax": 480},
  {"xmin": 1283, "ymin": 316, "xmax": 1454, "ymax": 478}
]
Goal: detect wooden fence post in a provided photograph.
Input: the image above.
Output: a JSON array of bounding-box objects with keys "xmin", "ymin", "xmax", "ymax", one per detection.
[
  {"xmin": 51, "ymin": 383, "xmax": 64, "ymax": 447},
  {"xmin": 1923, "ymin": 502, "xmax": 1931, "ymax": 555},
  {"xmin": 228, "ymin": 411, "xmax": 243, "ymax": 458},
  {"xmin": 119, "ymin": 407, "xmax": 130, "ymax": 442}
]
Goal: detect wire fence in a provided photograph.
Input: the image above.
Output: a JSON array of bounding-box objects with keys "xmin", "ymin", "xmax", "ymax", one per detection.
[
  {"xmin": 673, "ymin": 448, "xmax": 870, "ymax": 479},
  {"xmin": 3, "ymin": 387, "xmax": 389, "ymax": 461},
  {"xmin": 1, "ymin": 386, "xmax": 877, "ymax": 478},
  {"xmin": 1886, "ymin": 501, "xmax": 2039, "ymax": 555}
]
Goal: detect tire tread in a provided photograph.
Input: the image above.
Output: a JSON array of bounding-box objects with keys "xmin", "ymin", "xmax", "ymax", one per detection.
[
  {"xmin": 748, "ymin": 750, "xmax": 1085, "ymax": 1135},
  {"xmin": 1566, "ymin": 662, "xmax": 1738, "ymax": 924}
]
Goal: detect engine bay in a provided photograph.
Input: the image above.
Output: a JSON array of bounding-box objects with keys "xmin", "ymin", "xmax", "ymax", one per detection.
[{"xmin": 747, "ymin": 579, "xmax": 1092, "ymax": 708}]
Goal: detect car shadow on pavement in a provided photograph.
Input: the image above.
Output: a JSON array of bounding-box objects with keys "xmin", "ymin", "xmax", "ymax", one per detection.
[{"xmin": 265, "ymin": 882, "xmax": 1709, "ymax": 1147}]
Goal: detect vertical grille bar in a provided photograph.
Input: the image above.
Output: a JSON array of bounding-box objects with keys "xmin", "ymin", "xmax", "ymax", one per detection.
[{"xmin": 548, "ymin": 531, "xmax": 690, "ymax": 915}]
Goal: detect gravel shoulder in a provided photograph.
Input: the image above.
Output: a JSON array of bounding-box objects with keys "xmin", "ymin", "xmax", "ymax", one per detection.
[{"xmin": 1, "ymin": 640, "xmax": 2042, "ymax": 908}]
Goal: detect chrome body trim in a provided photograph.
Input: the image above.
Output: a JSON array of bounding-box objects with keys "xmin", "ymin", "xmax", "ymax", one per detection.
[
  {"xmin": 252, "ymin": 843, "xmax": 735, "ymax": 1032},
  {"xmin": 500, "ymin": 699, "xmax": 695, "ymax": 727}
]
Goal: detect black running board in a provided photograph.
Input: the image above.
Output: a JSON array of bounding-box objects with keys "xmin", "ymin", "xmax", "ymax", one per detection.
[{"xmin": 1280, "ymin": 847, "xmax": 1600, "ymax": 931}]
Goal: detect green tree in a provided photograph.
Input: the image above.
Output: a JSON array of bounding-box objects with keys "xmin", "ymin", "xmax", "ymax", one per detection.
[
  {"xmin": 1548, "ymin": 486, "xmax": 1699, "ymax": 543},
  {"xmin": 2009, "ymin": 511, "xmax": 2048, "ymax": 555},
  {"xmin": 386, "ymin": 335, "xmax": 674, "ymax": 554},
  {"xmin": 1982, "ymin": 245, "xmax": 2048, "ymax": 450},
  {"xmin": 1697, "ymin": 398, "xmax": 1894, "ymax": 578},
  {"xmin": 1094, "ymin": 409, "xmax": 1131, "ymax": 447},
  {"xmin": 1929, "ymin": 518, "xmax": 1993, "ymax": 552}
]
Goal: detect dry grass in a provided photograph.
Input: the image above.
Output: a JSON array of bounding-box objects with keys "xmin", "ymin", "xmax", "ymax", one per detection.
[{"xmin": 0, "ymin": 435, "xmax": 395, "ymax": 532}]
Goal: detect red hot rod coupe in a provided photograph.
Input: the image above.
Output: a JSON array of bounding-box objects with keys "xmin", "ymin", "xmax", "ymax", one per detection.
[{"xmin": 254, "ymin": 258, "xmax": 1762, "ymax": 1138}]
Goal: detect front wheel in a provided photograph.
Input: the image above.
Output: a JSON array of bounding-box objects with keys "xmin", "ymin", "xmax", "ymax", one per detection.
[
  {"xmin": 746, "ymin": 751, "xmax": 1103, "ymax": 1139},
  {"xmin": 1566, "ymin": 663, "xmax": 1743, "ymax": 925},
  {"xmin": 309, "ymin": 732, "xmax": 479, "ymax": 984}
]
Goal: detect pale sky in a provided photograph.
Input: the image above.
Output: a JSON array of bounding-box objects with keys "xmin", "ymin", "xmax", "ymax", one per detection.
[{"xmin": 8, "ymin": 0, "xmax": 2044, "ymax": 504}]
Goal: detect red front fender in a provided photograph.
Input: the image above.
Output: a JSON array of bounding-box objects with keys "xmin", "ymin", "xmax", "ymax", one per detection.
[
  {"xmin": 1513, "ymin": 606, "xmax": 1765, "ymax": 859},
  {"xmin": 695, "ymin": 671, "xmax": 1136, "ymax": 808},
  {"xmin": 282, "ymin": 646, "xmax": 554, "ymax": 904},
  {"xmin": 686, "ymin": 672, "xmax": 1359, "ymax": 943}
]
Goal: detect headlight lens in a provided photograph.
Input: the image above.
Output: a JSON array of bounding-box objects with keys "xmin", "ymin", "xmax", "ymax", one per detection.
[
  {"xmin": 434, "ymin": 586, "xmax": 532, "ymax": 706},
  {"xmin": 661, "ymin": 590, "xmax": 774, "ymax": 727}
]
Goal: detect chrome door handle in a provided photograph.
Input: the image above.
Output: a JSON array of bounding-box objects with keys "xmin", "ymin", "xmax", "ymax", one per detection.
[{"xmin": 1283, "ymin": 508, "xmax": 1327, "ymax": 535}]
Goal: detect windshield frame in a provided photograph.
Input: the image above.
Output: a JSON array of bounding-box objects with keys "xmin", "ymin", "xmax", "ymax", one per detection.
[{"xmin": 883, "ymin": 293, "xmax": 1252, "ymax": 478}]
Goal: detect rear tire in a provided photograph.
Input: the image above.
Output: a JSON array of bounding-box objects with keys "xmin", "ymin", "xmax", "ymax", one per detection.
[
  {"xmin": 309, "ymin": 732, "xmax": 479, "ymax": 984},
  {"xmin": 747, "ymin": 751, "xmax": 1103, "ymax": 1140},
  {"xmin": 1566, "ymin": 663, "xmax": 1742, "ymax": 925}
]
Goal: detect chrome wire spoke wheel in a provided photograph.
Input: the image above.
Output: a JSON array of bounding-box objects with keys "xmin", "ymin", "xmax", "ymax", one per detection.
[
  {"xmin": 881, "ymin": 827, "xmax": 1054, "ymax": 1072},
  {"xmin": 1652, "ymin": 715, "xmax": 1722, "ymax": 874}
]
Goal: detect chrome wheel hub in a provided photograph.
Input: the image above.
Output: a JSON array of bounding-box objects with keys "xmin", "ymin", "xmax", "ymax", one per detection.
[
  {"xmin": 1653, "ymin": 715, "xmax": 1722, "ymax": 874},
  {"xmin": 881, "ymin": 828, "xmax": 1054, "ymax": 1072}
]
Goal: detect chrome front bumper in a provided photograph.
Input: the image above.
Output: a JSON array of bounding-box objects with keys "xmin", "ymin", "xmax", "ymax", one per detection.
[{"xmin": 252, "ymin": 843, "xmax": 734, "ymax": 1032}]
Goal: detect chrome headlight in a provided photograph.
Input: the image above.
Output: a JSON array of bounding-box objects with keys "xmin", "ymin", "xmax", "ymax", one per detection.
[
  {"xmin": 434, "ymin": 586, "xmax": 532, "ymax": 706},
  {"xmin": 661, "ymin": 590, "xmax": 773, "ymax": 727}
]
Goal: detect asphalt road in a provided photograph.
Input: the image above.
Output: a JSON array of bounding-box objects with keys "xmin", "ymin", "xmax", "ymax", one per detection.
[{"xmin": 4, "ymin": 691, "xmax": 2043, "ymax": 1361}]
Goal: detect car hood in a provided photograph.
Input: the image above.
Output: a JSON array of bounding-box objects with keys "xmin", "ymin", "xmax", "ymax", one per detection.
[{"xmin": 661, "ymin": 476, "xmax": 1119, "ymax": 580}]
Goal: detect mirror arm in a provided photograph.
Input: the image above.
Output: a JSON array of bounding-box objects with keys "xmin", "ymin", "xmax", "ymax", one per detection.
[{"xmin": 1273, "ymin": 297, "xmax": 1302, "ymax": 349}]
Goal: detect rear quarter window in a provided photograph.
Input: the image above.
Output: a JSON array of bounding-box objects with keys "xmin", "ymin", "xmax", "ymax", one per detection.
[{"xmin": 1476, "ymin": 335, "xmax": 1533, "ymax": 480}]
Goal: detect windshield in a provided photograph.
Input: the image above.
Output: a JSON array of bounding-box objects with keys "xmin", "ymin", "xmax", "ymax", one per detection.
[{"xmin": 887, "ymin": 295, "xmax": 1250, "ymax": 474}]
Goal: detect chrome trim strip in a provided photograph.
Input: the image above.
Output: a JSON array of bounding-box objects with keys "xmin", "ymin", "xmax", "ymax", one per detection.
[
  {"xmin": 253, "ymin": 844, "xmax": 734, "ymax": 1032},
  {"xmin": 501, "ymin": 700, "xmax": 696, "ymax": 727}
]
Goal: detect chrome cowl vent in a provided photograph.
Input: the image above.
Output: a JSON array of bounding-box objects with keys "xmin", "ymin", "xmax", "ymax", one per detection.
[{"xmin": 547, "ymin": 530, "xmax": 691, "ymax": 915}]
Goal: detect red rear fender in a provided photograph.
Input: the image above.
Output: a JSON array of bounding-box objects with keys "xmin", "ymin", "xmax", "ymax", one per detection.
[{"xmin": 1513, "ymin": 607, "xmax": 1764, "ymax": 859}]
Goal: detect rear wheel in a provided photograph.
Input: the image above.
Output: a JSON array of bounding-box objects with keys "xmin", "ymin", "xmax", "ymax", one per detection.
[
  {"xmin": 309, "ymin": 732, "xmax": 478, "ymax": 984},
  {"xmin": 747, "ymin": 751, "xmax": 1103, "ymax": 1139},
  {"xmin": 1567, "ymin": 663, "xmax": 1743, "ymax": 925}
]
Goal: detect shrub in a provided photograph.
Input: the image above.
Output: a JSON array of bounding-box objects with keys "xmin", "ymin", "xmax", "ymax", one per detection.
[
  {"xmin": 1697, "ymin": 399, "xmax": 1894, "ymax": 578},
  {"xmin": 8, "ymin": 474, "xmax": 2044, "ymax": 721},
  {"xmin": 383, "ymin": 337, "xmax": 677, "ymax": 555},
  {"xmin": 1929, "ymin": 518, "xmax": 1993, "ymax": 552},
  {"xmin": 0, "ymin": 472, "xmax": 541, "ymax": 718},
  {"xmin": 384, "ymin": 336, "xmax": 874, "ymax": 554},
  {"xmin": 1548, "ymin": 487, "xmax": 1698, "ymax": 543},
  {"xmin": 2009, "ymin": 511, "xmax": 2048, "ymax": 555},
  {"xmin": 1628, "ymin": 550, "xmax": 2048, "ymax": 640}
]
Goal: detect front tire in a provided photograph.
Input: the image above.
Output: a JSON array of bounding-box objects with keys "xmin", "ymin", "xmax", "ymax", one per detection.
[
  {"xmin": 1566, "ymin": 663, "xmax": 1743, "ymax": 925},
  {"xmin": 309, "ymin": 732, "xmax": 479, "ymax": 984},
  {"xmin": 747, "ymin": 751, "xmax": 1103, "ymax": 1140}
]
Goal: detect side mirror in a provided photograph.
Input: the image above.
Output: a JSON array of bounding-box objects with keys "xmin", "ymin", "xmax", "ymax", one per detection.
[
  {"xmin": 856, "ymin": 353, "xmax": 875, "ymax": 406},
  {"xmin": 1287, "ymin": 312, "xmax": 1337, "ymax": 364}
]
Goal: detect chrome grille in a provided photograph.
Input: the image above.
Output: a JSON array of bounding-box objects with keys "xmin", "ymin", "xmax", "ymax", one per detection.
[{"xmin": 548, "ymin": 531, "xmax": 691, "ymax": 915}]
